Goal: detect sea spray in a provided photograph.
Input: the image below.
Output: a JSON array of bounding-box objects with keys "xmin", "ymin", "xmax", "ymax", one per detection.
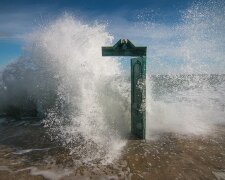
[
  {"xmin": 145, "ymin": 1, "xmax": 225, "ymax": 138},
  {"xmin": 0, "ymin": 1, "xmax": 225, "ymax": 164},
  {"xmin": 146, "ymin": 74, "xmax": 225, "ymax": 138},
  {"xmin": 32, "ymin": 15, "xmax": 130, "ymax": 163},
  {"xmin": 0, "ymin": 14, "xmax": 130, "ymax": 163}
]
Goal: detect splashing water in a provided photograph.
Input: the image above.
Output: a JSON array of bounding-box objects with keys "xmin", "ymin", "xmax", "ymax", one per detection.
[
  {"xmin": 26, "ymin": 15, "xmax": 131, "ymax": 164},
  {"xmin": 145, "ymin": 1, "xmax": 225, "ymax": 137},
  {"xmin": 0, "ymin": 1, "xmax": 225, "ymax": 163},
  {"xmin": 0, "ymin": 14, "xmax": 131, "ymax": 164}
]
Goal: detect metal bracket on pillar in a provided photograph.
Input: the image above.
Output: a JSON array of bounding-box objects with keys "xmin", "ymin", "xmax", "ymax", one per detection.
[{"xmin": 102, "ymin": 39, "xmax": 147, "ymax": 139}]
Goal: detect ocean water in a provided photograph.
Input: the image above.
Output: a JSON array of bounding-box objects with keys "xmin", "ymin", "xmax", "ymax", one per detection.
[
  {"xmin": 0, "ymin": 74, "xmax": 225, "ymax": 179},
  {"xmin": 0, "ymin": 1, "xmax": 225, "ymax": 179}
]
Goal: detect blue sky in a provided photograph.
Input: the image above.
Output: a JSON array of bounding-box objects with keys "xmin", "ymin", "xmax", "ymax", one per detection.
[
  {"xmin": 1, "ymin": 0, "xmax": 224, "ymax": 74},
  {"xmin": 0, "ymin": 0, "xmax": 195, "ymax": 67}
]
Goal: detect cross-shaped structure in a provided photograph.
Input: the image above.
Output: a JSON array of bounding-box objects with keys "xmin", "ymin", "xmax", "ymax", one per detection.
[{"xmin": 102, "ymin": 39, "xmax": 147, "ymax": 139}]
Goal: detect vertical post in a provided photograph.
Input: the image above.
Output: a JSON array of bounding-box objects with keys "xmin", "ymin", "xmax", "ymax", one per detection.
[{"xmin": 131, "ymin": 57, "xmax": 146, "ymax": 139}]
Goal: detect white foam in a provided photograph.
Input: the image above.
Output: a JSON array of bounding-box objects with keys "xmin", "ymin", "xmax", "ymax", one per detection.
[
  {"xmin": 213, "ymin": 171, "xmax": 225, "ymax": 180},
  {"xmin": 0, "ymin": 166, "xmax": 12, "ymax": 172},
  {"xmin": 14, "ymin": 148, "xmax": 50, "ymax": 155},
  {"xmin": 16, "ymin": 167, "xmax": 73, "ymax": 180},
  {"xmin": 29, "ymin": 167, "xmax": 73, "ymax": 180}
]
